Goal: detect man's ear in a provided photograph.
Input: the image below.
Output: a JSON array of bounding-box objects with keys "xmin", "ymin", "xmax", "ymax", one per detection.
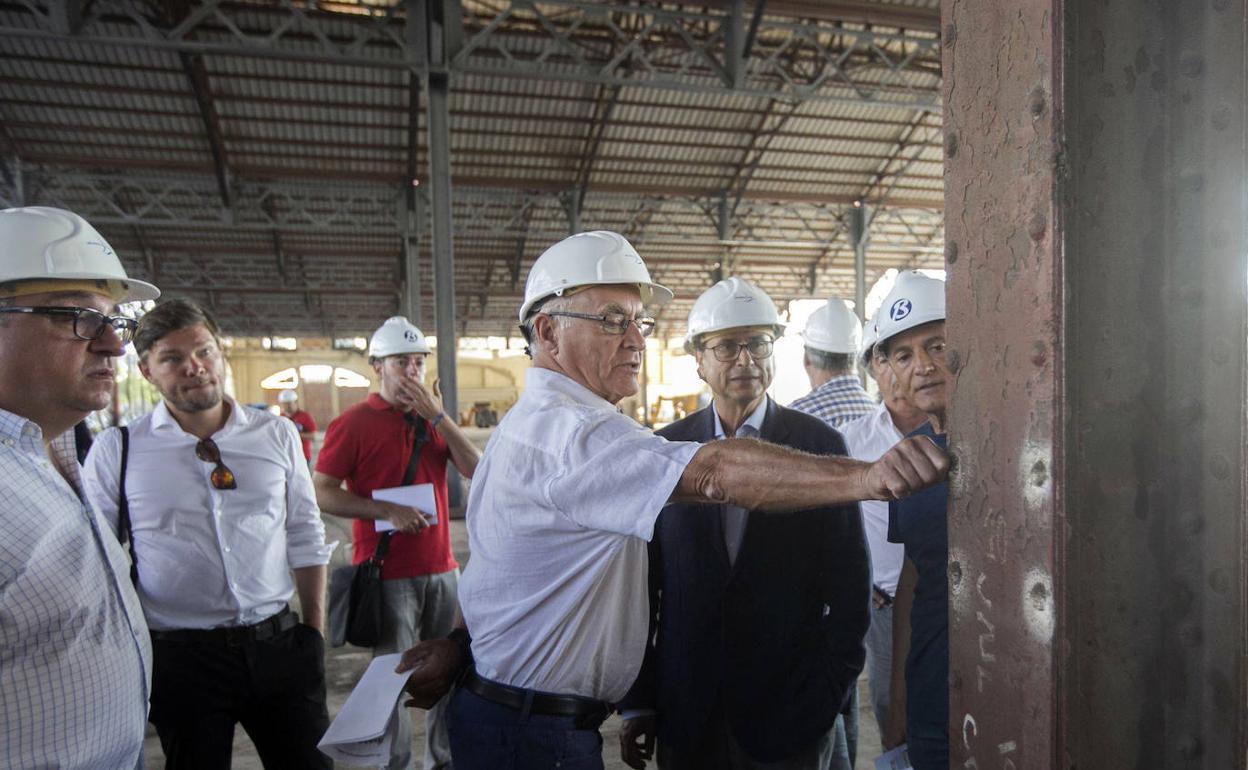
[
  {"xmin": 693, "ymin": 350, "xmax": 708, "ymax": 383},
  {"xmin": 137, "ymin": 357, "xmax": 154, "ymax": 384},
  {"xmin": 532, "ymin": 315, "xmax": 559, "ymax": 356}
]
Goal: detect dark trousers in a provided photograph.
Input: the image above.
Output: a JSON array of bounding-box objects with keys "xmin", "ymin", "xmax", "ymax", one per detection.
[
  {"xmin": 447, "ymin": 686, "xmax": 605, "ymax": 770},
  {"xmin": 149, "ymin": 621, "xmax": 331, "ymax": 770}
]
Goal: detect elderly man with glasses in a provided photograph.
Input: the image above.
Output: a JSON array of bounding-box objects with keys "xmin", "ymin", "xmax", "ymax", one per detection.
[
  {"xmin": 0, "ymin": 206, "xmax": 157, "ymax": 770},
  {"xmin": 615, "ymin": 277, "xmax": 872, "ymax": 770},
  {"xmin": 394, "ymin": 231, "xmax": 948, "ymax": 770},
  {"xmin": 83, "ymin": 298, "xmax": 335, "ymax": 770}
]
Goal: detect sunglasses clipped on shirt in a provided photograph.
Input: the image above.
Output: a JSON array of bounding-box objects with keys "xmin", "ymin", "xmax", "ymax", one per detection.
[
  {"xmin": 195, "ymin": 437, "xmax": 237, "ymax": 490},
  {"xmin": 0, "ymin": 306, "xmax": 139, "ymax": 345}
]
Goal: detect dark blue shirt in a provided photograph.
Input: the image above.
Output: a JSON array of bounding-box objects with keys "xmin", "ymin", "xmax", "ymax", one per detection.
[{"xmin": 887, "ymin": 422, "xmax": 948, "ymax": 736}]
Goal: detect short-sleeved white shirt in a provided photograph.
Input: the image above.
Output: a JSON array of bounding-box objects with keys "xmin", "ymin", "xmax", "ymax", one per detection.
[
  {"xmin": 839, "ymin": 401, "xmax": 906, "ymax": 596},
  {"xmin": 459, "ymin": 367, "xmax": 699, "ymax": 702}
]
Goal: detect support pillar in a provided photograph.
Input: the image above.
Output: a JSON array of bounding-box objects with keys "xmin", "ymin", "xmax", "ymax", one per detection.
[
  {"xmin": 848, "ymin": 202, "xmax": 867, "ymax": 321},
  {"xmin": 945, "ymin": 2, "xmax": 1247, "ymax": 769}
]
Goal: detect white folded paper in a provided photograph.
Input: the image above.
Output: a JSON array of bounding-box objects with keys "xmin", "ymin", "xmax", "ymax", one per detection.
[
  {"xmin": 373, "ymin": 483, "xmax": 437, "ymax": 532},
  {"xmin": 874, "ymin": 744, "xmax": 914, "ymax": 770},
  {"xmin": 317, "ymin": 653, "xmax": 410, "ymax": 767}
]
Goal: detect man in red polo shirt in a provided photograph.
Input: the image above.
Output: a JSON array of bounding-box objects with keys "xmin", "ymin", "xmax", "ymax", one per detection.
[{"xmin": 313, "ymin": 316, "xmax": 481, "ymax": 770}]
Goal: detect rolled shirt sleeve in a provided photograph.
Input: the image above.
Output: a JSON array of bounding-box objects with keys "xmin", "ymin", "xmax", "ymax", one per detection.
[{"xmin": 278, "ymin": 418, "xmax": 335, "ymax": 568}]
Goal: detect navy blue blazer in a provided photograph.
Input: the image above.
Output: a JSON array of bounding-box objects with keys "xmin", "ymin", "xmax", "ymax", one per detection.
[{"xmin": 619, "ymin": 398, "xmax": 871, "ymax": 762}]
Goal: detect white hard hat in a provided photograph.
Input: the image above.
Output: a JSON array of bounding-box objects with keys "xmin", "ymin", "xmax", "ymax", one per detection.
[
  {"xmin": 0, "ymin": 206, "xmax": 159, "ymax": 301},
  {"xmin": 368, "ymin": 316, "xmax": 431, "ymax": 358},
  {"xmin": 518, "ymin": 230, "xmax": 673, "ymax": 322},
  {"xmin": 859, "ymin": 317, "xmax": 880, "ymax": 366},
  {"xmin": 684, "ymin": 277, "xmax": 785, "ymax": 354},
  {"xmin": 802, "ymin": 298, "xmax": 862, "ymax": 354},
  {"xmin": 874, "ymin": 270, "xmax": 946, "ymax": 348},
  {"xmin": 277, "ymin": 389, "xmax": 298, "ymax": 404}
]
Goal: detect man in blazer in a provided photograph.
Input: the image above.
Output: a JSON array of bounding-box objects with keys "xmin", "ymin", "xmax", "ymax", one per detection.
[{"xmin": 618, "ymin": 278, "xmax": 872, "ymax": 770}]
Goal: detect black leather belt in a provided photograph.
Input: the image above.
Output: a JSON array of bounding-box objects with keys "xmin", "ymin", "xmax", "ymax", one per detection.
[
  {"xmin": 462, "ymin": 668, "xmax": 611, "ymax": 728},
  {"xmin": 151, "ymin": 607, "xmax": 297, "ymax": 645}
]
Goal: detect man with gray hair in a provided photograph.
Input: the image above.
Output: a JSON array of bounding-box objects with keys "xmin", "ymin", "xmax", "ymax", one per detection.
[
  {"xmin": 396, "ymin": 231, "xmax": 949, "ymax": 770},
  {"xmin": 790, "ymin": 298, "xmax": 876, "ymax": 428},
  {"xmin": 0, "ymin": 206, "xmax": 157, "ymax": 769}
]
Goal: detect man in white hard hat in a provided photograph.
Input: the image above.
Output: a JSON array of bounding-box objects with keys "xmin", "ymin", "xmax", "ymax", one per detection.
[
  {"xmin": 278, "ymin": 388, "xmax": 316, "ymax": 464},
  {"xmin": 616, "ymin": 277, "xmax": 871, "ymax": 770},
  {"xmin": 786, "ymin": 297, "xmax": 877, "ymax": 768},
  {"xmin": 83, "ymin": 298, "xmax": 336, "ymax": 769},
  {"xmin": 838, "ymin": 317, "xmax": 929, "ymax": 747},
  {"xmin": 870, "ymin": 271, "xmax": 951, "ymax": 770},
  {"xmin": 394, "ymin": 231, "xmax": 948, "ymax": 770},
  {"xmin": 0, "ymin": 206, "xmax": 157, "ymax": 769},
  {"xmin": 789, "ymin": 298, "xmax": 876, "ymax": 428},
  {"xmin": 313, "ymin": 315, "xmax": 481, "ymax": 770}
]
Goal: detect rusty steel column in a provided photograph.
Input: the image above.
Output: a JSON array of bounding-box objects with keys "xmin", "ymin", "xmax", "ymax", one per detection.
[{"xmin": 945, "ymin": 1, "xmax": 1247, "ymax": 769}]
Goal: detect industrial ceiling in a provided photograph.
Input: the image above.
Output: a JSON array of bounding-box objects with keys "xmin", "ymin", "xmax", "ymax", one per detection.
[{"xmin": 0, "ymin": 0, "xmax": 944, "ymax": 339}]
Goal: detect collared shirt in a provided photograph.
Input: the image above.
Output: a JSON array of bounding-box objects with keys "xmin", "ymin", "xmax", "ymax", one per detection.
[
  {"xmin": 0, "ymin": 409, "xmax": 152, "ymax": 770},
  {"xmin": 839, "ymin": 401, "xmax": 907, "ymax": 596},
  {"xmin": 788, "ymin": 373, "xmax": 876, "ymax": 428},
  {"xmin": 83, "ymin": 398, "xmax": 334, "ymax": 631},
  {"xmin": 459, "ymin": 367, "xmax": 699, "ymax": 702},
  {"xmin": 710, "ymin": 397, "xmax": 768, "ymax": 566},
  {"xmin": 316, "ymin": 392, "xmax": 456, "ymax": 579}
]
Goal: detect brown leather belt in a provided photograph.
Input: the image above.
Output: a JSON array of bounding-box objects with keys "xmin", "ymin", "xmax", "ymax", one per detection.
[
  {"xmin": 150, "ymin": 607, "xmax": 297, "ymax": 646},
  {"xmin": 461, "ymin": 668, "xmax": 612, "ymax": 728}
]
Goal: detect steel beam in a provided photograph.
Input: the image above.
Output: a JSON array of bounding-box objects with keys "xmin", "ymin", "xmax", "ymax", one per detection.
[
  {"xmin": 0, "ymin": 0, "xmax": 941, "ymax": 111},
  {"xmin": 423, "ymin": 0, "xmax": 460, "ymax": 423},
  {"xmin": 848, "ymin": 203, "xmax": 866, "ymax": 321},
  {"xmin": 945, "ymin": 1, "xmax": 1247, "ymax": 768}
]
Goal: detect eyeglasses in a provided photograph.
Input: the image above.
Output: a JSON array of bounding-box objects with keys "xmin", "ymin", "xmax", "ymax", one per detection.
[
  {"xmin": 195, "ymin": 437, "xmax": 237, "ymax": 490},
  {"xmin": 703, "ymin": 336, "xmax": 774, "ymax": 362},
  {"xmin": 0, "ymin": 306, "xmax": 139, "ymax": 345},
  {"xmin": 544, "ymin": 310, "xmax": 657, "ymax": 337},
  {"xmin": 887, "ymin": 339, "xmax": 948, "ymax": 373}
]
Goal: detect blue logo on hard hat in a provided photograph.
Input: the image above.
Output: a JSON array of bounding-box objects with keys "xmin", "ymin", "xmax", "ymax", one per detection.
[{"xmin": 889, "ymin": 298, "xmax": 912, "ymax": 321}]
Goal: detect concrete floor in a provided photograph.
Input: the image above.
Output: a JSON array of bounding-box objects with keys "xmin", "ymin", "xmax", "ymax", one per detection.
[{"xmin": 143, "ymin": 514, "xmax": 882, "ymax": 768}]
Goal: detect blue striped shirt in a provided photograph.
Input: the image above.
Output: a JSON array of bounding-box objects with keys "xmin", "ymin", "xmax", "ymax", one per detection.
[
  {"xmin": 787, "ymin": 374, "xmax": 877, "ymax": 428},
  {"xmin": 0, "ymin": 409, "xmax": 152, "ymax": 770}
]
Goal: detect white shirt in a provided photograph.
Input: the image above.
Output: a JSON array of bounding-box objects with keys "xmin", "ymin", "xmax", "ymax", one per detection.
[
  {"xmin": 839, "ymin": 401, "xmax": 907, "ymax": 596},
  {"xmin": 83, "ymin": 398, "xmax": 334, "ymax": 631},
  {"xmin": 459, "ymin": 368, "xmax": 699, "ymax": 702},
  {"xmin": 711, "ymin": 397, "xmax": 768, "ymax": 566},
  {"xmin": 0, "ymin": 410, "xmax": 151, "ymax": 770}
]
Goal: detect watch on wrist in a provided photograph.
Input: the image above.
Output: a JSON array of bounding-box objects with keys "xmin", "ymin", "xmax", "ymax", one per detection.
[
  {"xmin": 430, "ymin": 412, "xmax": 445, "ymax": 428},
  {"xmin": 446, "ymin": 626, "xmax": 473, "ymax": 670}
]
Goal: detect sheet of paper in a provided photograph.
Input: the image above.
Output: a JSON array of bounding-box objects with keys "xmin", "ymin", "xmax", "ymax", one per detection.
[
  {"xmin": 317, "ymin": 653, "xmax": 408, "ymax": 766},
  {"xmin": 874, "ymin": 744, "xmax": 914, "ymax": 770},
  {"xmin": 372, "ymin": 483, "xmax": 437, "ymax": 532}
]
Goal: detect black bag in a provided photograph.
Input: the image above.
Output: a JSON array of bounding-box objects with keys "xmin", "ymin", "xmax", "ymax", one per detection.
[{"xmin": 328, "ymin": 416, "xmax": 429, "ymax": 648}]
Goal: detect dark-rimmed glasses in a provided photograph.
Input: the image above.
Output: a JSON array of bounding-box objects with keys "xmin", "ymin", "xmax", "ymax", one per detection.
[
  {"xmin": 195, "ymin": 438, "xmax": 237, "ymax": 490},
  {"xmin": 704, "ymin": 336, "xmax": 774, "ymax": 362},
  {"xmin": 0, "ymin": 306, "xmax": 138, "ymax": 345},
  {"xmin": 544, "ymin": 310, "xmax": 657, "ymax": 337}
]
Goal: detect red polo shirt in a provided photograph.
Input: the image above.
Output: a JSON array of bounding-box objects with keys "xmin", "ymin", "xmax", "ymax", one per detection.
[{"xmin": 316, "ymin": 393, "xmax": 457, "ymax": 579}]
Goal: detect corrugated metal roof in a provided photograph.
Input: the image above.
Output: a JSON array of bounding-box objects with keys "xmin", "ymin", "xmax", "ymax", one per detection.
[{"xmin": 0, "ymin": 0, "xmax": 945, "ymax": 338}]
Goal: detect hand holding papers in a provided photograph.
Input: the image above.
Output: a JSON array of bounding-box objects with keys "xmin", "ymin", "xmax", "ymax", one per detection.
[
  {"xmin": 874, "ymin": 745, "xmax": 914, "ymax": 770},
  {"xmin": 373, "ymin": 483, "xmax": 437, "ymax": 533},
  {"xmin": 317, "ymin": 653, "xmax": 409, "ymax": 767}
]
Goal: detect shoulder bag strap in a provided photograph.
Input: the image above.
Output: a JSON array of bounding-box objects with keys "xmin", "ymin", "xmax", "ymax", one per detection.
[
  {"xmin": 117, "ymin": 426, "xmax": 138, "ymax": 585},
  {"xmin": 374, "ymin": 416, "xmax": 432, "ymax": 565}
]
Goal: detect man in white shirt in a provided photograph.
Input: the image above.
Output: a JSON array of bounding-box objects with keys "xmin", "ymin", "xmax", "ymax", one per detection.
[
  {"xmin": 0, "ymin": 206, "xmax": 157, "ymax": 770},
  {"xmin": 397, "ymin": 231, "xmax": 949, "ymax": 770},
  {"xmin": 84, "ymin": 298, "xmax": 335, "ymax": 770},
  {"xmin": 839, "ymin": 323, "xmax": 930, "ymax": 739}
]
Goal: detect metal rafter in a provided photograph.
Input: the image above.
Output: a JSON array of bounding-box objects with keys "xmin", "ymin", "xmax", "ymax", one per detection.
[{"xmin": 0, "ymin": 0, "xmax": 940, "ymax": 110}]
